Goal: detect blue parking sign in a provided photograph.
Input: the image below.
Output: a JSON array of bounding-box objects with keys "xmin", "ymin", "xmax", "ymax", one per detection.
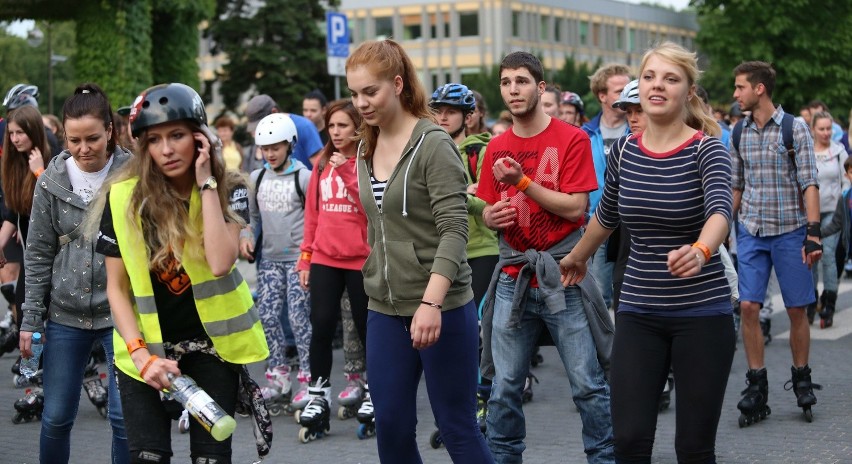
[{"xmin": 326, "ymin": 12, "xmax": 349, "ymax": 58}]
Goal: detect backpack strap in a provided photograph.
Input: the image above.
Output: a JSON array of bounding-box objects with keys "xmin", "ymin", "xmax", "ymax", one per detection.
[
  {"xmin": 781, "ymin": 112, "xmax": 795, "ymax": 160},
  {"xmin": 732, "ymin": 119, "xmax": 744, "ymax": 154},
  {"xmin": 292, "ymin": 170, "xmax": 305, "ymax": 210}
]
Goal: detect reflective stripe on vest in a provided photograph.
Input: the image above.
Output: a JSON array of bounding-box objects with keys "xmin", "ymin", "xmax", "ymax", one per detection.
[{"xmin": 110, "ymin": 178, "xmax": 268, "ymax": 381}]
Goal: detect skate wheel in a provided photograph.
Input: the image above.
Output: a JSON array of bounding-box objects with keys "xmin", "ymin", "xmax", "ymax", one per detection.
[
  {"xmin": 429, "ymin": 429, "xmax": 443, "ymax": 449},
  {"xmin": 11, "ymin": 413, "xmax": 23, "ymax": 424},
  {"xmin": 357, "ymin": 423, "xmax": 371, "ymax": 440},
  {"xmin": 98, "ymin": 406, "xmax": 108, "ymax": 419},
  {"xmin": 294, "ymin": 409, "xmax": 302, "ymax": 423},
  {"xmin": 738, "ymin": 414, "xmax": 747, "ymax": 428},
  {"xmin": 268, "ymin": 404, "xmax": 282, "ymax": 416},
  {"xmin": 338, "ymin": 406, "xmax": 353, "ymax": 420},
  {"xmin": 298, "ymin": 427, "xmax": 313, "ymax": 443},
  {"xmin": 804, "ymin": 409, "xmax": 813, "ymax": 422}
]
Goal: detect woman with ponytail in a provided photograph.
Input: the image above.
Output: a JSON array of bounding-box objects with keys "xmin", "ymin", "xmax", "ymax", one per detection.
[
  {"xmin": 18, "ymin": 83, "xmax": 131, "ymax": 463},
  {"xmin": 559, "ymin": 41, "xmax": 734, "ymax": 462}
]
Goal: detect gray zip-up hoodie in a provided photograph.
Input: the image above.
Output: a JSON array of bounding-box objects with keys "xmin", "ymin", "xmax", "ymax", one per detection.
[
  {"xmin": 247, "ymin": 159, "xmax": 311, "ymax": 262},
  {"xmin": 20, "ymin": 147, "xmax": 131, "ymax": 333},
  {"xmin": 357, "ymin": 118, "xmax": 473, "ymax": 317}
]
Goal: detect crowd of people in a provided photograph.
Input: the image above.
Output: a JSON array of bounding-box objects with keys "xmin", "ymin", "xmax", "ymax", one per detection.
[{"xmin": 0, "ymin": 37, "xmax": 848, "ymax": 464}]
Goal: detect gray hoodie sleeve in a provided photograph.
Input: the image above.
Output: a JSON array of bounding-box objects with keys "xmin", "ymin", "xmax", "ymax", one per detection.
[{"xmin": 20, "ymin": 182, "xmax": 56, "ymax": 332}]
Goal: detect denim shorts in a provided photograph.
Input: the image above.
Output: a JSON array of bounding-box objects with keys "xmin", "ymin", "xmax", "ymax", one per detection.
[{"xmin": 737, "ymin": 223, "xmax": 816, "ymax": 308}]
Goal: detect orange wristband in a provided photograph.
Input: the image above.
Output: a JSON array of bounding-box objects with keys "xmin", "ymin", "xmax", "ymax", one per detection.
[
  {"xmin": 300, "ymin": 252, "xmax": 312, "ymax": 262},
  {"xmin": 139, "ymin": 355, "xmax": 159, "ymax": 379},
  {"xmin": 126, "ymin": 338, "xmax": 147, "ymax": 355},
  {"xmin": 692, "ymin": 242, "xmax": 711, "ymax": 262},
  {"xmin": 33, "ymin": 168, "xmax": 44, "ymax": 178},
  {"xmin": 515, "ymin": 175, "xmax": 532, "ymax": 192}
]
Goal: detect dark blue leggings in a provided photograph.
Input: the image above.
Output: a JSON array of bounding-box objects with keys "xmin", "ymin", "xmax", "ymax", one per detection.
[{"xmin": 367, "ymin": 301, "xmax": 493, "ymax": 464}]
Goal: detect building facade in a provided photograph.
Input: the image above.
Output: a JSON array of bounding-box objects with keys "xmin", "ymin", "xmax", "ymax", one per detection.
[{"xmin": 340, "ymin": 0, "xmax": 697, "ymax": 89}]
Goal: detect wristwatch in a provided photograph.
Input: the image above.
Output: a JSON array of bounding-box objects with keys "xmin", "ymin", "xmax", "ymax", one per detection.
[{"xmin": 200, "ymin": 176, "xmax": 218, "ymax": 191}]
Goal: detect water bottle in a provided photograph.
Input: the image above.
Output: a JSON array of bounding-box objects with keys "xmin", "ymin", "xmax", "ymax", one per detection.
[
  {"xmin": 166, "ymin": 373, "xmax": 236, "ymax": 441},
  {"xmin": 19, "ymin": 332, "xmax": 43, "ymax": 379}
]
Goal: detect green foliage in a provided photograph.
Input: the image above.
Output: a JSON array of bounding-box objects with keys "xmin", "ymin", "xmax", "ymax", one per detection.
[
  {"xmin": 76, "ymin": 0, "xmax": 152, "ymax": 107},
  {"xmin": 460, "ymin": 66, "xmax": 502, "ymax": 120},
  {"xmin": 208, "ymin": 0, "xmax": 335, "ymax": 115},
  {"xmin": 695, "ymin": 0, "xmax": 852, "ymax": 116},
  {"xmin": 151, "ymin": 0, "xmax": 215, "ymax": 90}
]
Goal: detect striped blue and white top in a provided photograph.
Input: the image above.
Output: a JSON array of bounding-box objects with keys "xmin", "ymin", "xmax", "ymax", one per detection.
[
  {"xmin": 597, "ymin": 132, "xmax": 733, "ymax": 316},
  {"xmin": 371, "ymin": 176, "xmax": 387, "ymax": 210}
]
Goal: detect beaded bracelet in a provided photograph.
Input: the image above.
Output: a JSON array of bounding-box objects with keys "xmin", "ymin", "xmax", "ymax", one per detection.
[
  {"xmin": 692, "ymin": 241, "xmax": 711, "ymax": 263},
  {"xmin": 139, "ymin": 355, "xmax": 159, "ymax": 379}
]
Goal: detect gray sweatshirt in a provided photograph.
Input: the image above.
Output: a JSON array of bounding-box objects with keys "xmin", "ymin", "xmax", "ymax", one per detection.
[
  {"xmin": 21, "ymin": 147, "xmax": 131, "ymax": 333},
  {"xmin": 247, "ymin": 160, "xmax": 311, "ymax": 262}
]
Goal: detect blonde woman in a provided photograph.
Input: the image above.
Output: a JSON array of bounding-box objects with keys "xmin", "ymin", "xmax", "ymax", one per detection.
[{"xmin": 560, "ymin": 42, "xmax": 734, "ymax": 462}]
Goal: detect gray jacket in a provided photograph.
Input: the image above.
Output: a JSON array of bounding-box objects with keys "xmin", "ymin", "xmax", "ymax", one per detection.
[
  {"xmin": 20, "ymin": 147, "xmax": 131, "ymax": 333},
  {"xmin": 480, "ymin": 229, "xmax": 614, "ymax": 380}
]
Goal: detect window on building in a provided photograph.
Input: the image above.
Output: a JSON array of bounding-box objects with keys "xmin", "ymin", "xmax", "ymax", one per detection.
[
  {"xmin": 459, "ymin": 12, "xmax": 478, "ymax": 37},
  {"xmin": 512, "ymin": 11, "xmax": 521, "ymax": 37},
  {"xmin": 555, "ymin": 18, "xmax": 563, "ymax": 42},
  {"xmin": 579, "ymin": 21, "xmax": 588, "ymax": 46},
  {"xmin": 629, "ymin": 29, "xmax": 636, "ymax": 51},
  {"xmin": 540, "ymin": 16, "xmax": 548, "ymax": 41},
  {"xmin": 375, "ymin": 16, "xmax": 393, "ymax": 39},
  {"xmin": 403, "ymin": 15, "xmax": 422, "ymax": 40},
  {"xmin": 592, "ymin": 22, "xmax": 600, "ymax": 47},
  {"xmin": 616, "ymin": 26, "xmax": 624, "ymax": 50},
  {"xmin": 430, "ymin": 13, "xmax": 450, "ymax": 38}
]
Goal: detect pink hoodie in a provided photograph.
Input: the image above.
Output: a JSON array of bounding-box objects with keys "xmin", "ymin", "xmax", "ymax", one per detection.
[{"xmin": 298, "ymin": 156, "xmax": 370, "ymax": 271}]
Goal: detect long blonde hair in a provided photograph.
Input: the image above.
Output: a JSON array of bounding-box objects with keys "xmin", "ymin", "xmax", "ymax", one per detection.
[
  {"xmin": 345, "ymin": 39, "xmax": 433, "ymax": 160},
  {"xmin": 639, "ymin": 42, "xmax": 720, "ymax": 137},
  {"xmin": 90, "ymin": 121, "xmax": 245, "ymax": 271}
]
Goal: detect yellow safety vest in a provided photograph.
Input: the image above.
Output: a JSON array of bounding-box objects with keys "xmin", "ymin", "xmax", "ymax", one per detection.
[{"xmin": 110, "ymin": 178, "xmax": 268, "ymax": 381}]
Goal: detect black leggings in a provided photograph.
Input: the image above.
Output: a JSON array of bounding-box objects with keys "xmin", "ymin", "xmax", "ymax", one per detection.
[
  {"xmin": 308, "ymin": 264, "xmax": 368, "ymax": 383},
  {"xmin": 469, "ymin": 254, "xmax": 499, "ymax": 309},
  {"xmin": 610, "ymin": 312, "xmax": 735, "ymax": 464}
]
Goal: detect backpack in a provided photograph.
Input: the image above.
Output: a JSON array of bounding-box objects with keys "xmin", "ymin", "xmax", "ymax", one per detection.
[
  {"xmin": 731, "ymin": 112, "xmax": 796, "ymax": 162},
  {"xmin": 251, "ymin": 168, "xmax": 306, "ymax": 261}
]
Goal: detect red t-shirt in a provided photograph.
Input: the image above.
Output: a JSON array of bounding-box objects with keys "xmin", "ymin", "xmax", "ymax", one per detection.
[{"xmin": 477, "ymin": 118, "xmax": 597, "ymax": 281}]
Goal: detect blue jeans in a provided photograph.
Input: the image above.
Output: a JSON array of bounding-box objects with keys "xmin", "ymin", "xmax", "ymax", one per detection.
[
  {"xmin": 487, "ymin": 273, "xmax": 614, "ymax": 464},
  {"xmin": 812, "ymin": 213, "xmax": 840, "ymax": 293},
  {"xmin": 590, "ymin": 243, "xmax": 614, "ymax": 308},
  {"xmin": 41, "ymin": 322, "xmax": 127, "ymax": 464}
]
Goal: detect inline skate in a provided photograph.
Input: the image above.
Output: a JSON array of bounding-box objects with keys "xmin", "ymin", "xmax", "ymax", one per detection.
[
  {"xmin": 336, "ymin": 372, "xmax": 364, "ymax": 420},
  {"xmin": 13, "ymin": 365, "xmax": 41, "ymax": 389},
  {"xmin": 737, "ymin": 368, "xmax": 771, "ymax": 427},
  {"xmin": 784, "ymin": 365, "xmax": 821, "ymax": 423},
  {"xmin": 0, "ymin": 324, "xmax": 18, "ymax": 357},
  {"xmin": 297, "ymin": 378, "xmax": 331, "ymax": 443},
  {"xmin": 521, "ymin": 374, "xmax": 538, "ymax": 403},
  {"xmin": 355, "ymin": 384, "xmax": 375, "ymax": 439},
  {"xmin": 476, "ymin": 386, "xmax": 490, "ymax": 434},
  {"xmin": 818, "ymin": 291, "xmax": 836, "ymax": 329},
  {"xmin": 289, "ymin": 371, "xmax": 312, "ymax": 420},
  {"xmin": 12, "ymin": 387, "xmax": 44, "ymax": 424},
  {"xmin": 82, "ymin": 360, "xmax": 108, "ymax": 418},
  {"xmin": 261, "ymin": 365, "xmax": 292, "ymax": 416}
]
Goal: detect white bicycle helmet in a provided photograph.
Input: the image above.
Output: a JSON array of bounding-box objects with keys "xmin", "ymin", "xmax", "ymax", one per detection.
[
  {"xmin": 254, "ymin": 113, "xmax": 298, "ymax": 147},
  {"xmin": 612, "ymin": 79, "xmax": 640, "ymax": 110}
]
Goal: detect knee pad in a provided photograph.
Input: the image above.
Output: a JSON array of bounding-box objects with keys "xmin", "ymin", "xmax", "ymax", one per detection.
[{"xmin": 131, "ymin": 450, "xmax": 169, "ymax": 463}]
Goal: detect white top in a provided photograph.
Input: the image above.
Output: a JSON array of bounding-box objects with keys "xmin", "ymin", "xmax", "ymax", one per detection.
[{"xmin": 65, "ymin": 155, "xmax": 114, "ymax": 204}]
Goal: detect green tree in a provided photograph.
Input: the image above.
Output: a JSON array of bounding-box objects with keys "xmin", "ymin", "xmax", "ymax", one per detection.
[
  {"xmin": 151, "ymin": 0, "xmax": 215, "ymax": 90},
  {"xmin": 208, "ymin": 0, "xmax": 336, "ymax": 115},
  {"xmin": 549, "ymin": 55, "xmax": 602, "ymax": 117},
  {"xmin": 694, "ymin": 0, "xmax": 852, "ymax": 115},
  {"xmin": 460, "ymin": 65, "xmax": 502, "ymax": 120}
]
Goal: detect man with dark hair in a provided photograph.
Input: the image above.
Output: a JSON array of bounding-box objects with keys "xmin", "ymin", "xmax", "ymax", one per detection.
[
  {"xmin": 478, "ymin": 51, "xmax": 614, "ymax": 464},
  {"xmin": 541, "ymin": 84, "xmax": 561, "ymax": 118},
  {"xmin": 302, "ymin": 89, "xmax": 329, "ymax": 145},
  {"xmin": 731, "ymin": 60, "xmax": 823, "ymax": 425},
  {"xmin": 582, "ymin": 64, "xmax": 631, "ymax": 310}
]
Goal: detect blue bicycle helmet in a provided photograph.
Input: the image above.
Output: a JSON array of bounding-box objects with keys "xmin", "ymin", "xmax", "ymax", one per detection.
[{"xmin": 429, "ymin": 83, "xmax": 476, "ymax": 113}]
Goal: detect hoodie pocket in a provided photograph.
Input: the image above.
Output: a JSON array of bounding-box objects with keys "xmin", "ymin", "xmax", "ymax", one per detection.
[
  {"xmin": 361, "ymin": 248, "xmax": 385, "ymax": 302},
  {"xmin": 385, "ymin": 240, "xmax": 431, "ymax": 301}
]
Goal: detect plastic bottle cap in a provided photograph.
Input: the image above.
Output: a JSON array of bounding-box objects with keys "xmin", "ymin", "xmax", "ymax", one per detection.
[
  {"xmin": 32, "ymin": 333, "xmax": 42, "ymax": 342},
  {"xmin": 210, "ymin": 415, "xmax": 237, "ymax": 441}
]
